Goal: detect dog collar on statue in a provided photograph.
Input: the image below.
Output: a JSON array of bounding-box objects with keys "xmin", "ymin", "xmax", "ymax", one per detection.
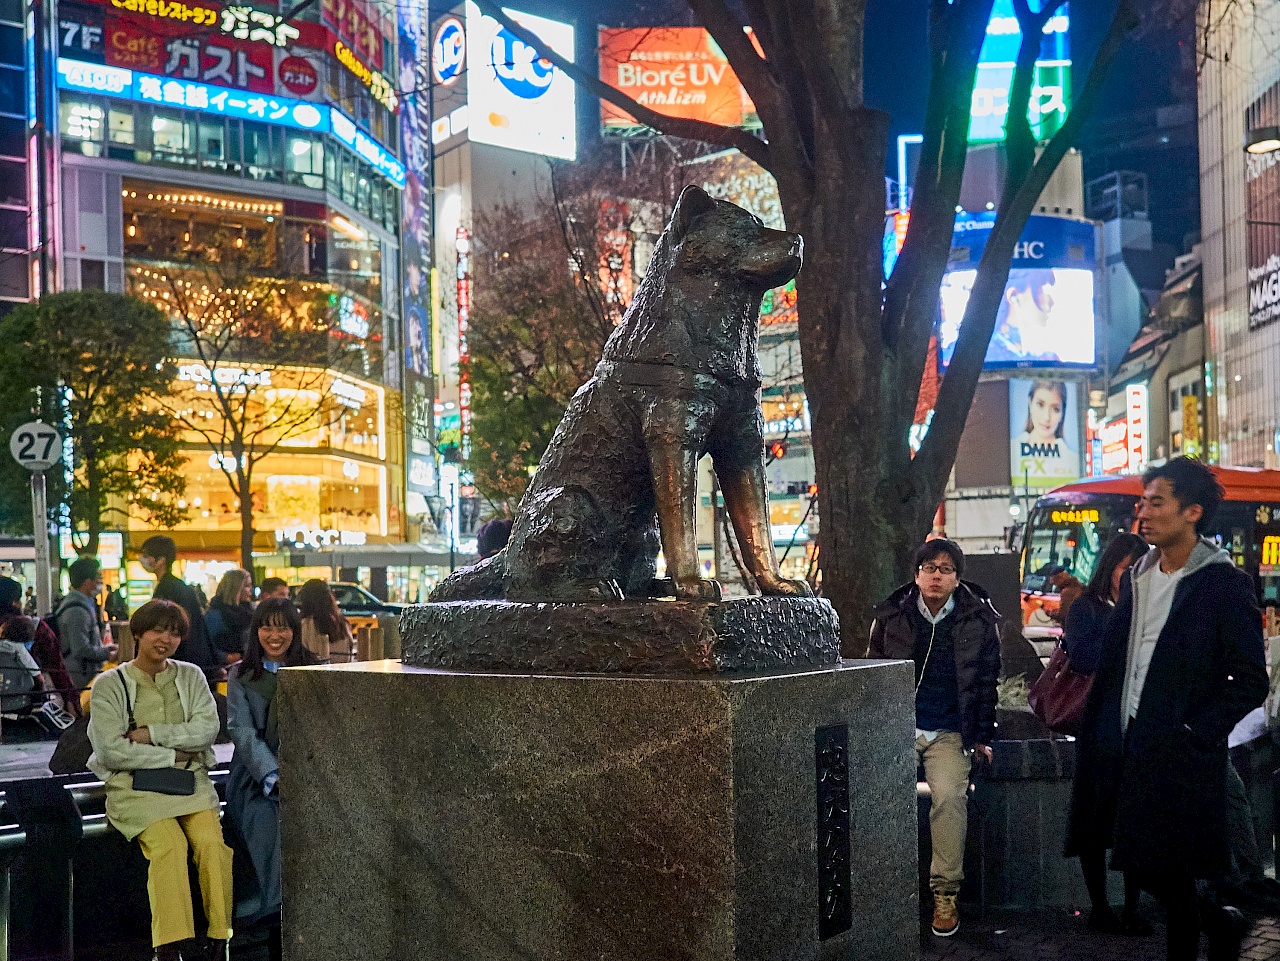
[{"xmin": 594, "ymin": 360, "xmax": 760, "ymax": 393}]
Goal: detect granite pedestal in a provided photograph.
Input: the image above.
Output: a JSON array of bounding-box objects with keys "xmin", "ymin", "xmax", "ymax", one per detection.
[{"xmin": 279, "ymin": 659, "xmax": 916, "ymax": 961}]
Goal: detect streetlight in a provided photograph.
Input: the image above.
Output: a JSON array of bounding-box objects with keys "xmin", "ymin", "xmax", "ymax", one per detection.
[
  {"xmin": 1008, "ymin": 496, "xmax": 1022, "ymax": 519},
  {"xmin": 1246, "ymin": 126, "xmax": 1280, "ymax": 154}
]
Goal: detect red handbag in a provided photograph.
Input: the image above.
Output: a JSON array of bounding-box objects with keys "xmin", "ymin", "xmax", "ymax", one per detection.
[{"xmin": 1027, "ymin": 640, "xmax": 1093, "ymax": 735}]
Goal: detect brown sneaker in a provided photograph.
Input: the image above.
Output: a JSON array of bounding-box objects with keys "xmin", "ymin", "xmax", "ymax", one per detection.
[{"xmin": 931, "ymin": 892, "xmax": 960, "ymax": 937}]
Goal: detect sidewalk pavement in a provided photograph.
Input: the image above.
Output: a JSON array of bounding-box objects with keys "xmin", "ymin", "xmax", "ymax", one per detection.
[{"xmin": 923, "ymin": 909, "xmax": 1280, "ymax": 960}]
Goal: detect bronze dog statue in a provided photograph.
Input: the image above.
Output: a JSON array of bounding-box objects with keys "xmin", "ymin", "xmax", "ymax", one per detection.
[{"xmin": 432, "ymin": 184, "xmax": 812, "ymax": 604}]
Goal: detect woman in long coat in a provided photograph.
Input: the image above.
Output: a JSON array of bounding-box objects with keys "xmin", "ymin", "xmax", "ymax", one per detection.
[{"xmin": 225, "ymin": 597, "xmax": 317, "ymax": 956}]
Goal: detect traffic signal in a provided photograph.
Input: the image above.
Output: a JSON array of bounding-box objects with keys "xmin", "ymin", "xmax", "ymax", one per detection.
[{"xmin": 768, "ymin": 440, "xmax": 788, "ymax": 460}]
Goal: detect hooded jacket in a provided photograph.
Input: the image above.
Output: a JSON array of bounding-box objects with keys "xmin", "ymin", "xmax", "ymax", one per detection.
[
  {"xmin": 1066, "ymin": 538, "xmax": 1267, "ymax": 875},
  {"xmin": 866, "ymin": 580, "xmax": 1002, "ymax": 749}
]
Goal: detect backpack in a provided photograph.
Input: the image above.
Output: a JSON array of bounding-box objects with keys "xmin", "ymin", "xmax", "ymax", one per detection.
[{"xmin": 0, "ymin": 645, "xmax": 36, "ymax": 712}]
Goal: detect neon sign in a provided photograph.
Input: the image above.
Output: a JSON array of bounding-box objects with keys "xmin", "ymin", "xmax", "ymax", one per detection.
[
  {"xmin": 57, "ymin": 57, "xmax": 405, "ymax": 188},
  {"xmin": 219, "ymin": 5, "xmax": 300, "ymax": 47},
  {"xmin": 274, "ymin": 527, "xmax": 368, "ymax": 548},
  {"xmin": 58, "ymin": 57, "xmax": 326, "ymax": 130},
  {"xmin": 337, "ymin": 295, "xmax": 370, "ymax": 339},
  {"xmin": 330, "ymin": 109, "xmax": 405, "ymax": 187},
  {"xmin": 110, "ymin": 0, "xmax": 217, "ymax": 24},
  {"xmin": 334, "ymin": 40, "xmax": 396, "ymax": 111}
]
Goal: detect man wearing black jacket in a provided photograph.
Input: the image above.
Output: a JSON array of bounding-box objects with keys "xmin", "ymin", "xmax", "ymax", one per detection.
[
  {"xmin": 867, "ymin": 538, "xmax": 1001, "ymax": 938},
  {"xmin": 1070, "ymin": 458, "xmax": 1267, "ymax": 961},
  {"xmin": 138, "ymin": 535, "xmax": 221, "ymax": 677}
]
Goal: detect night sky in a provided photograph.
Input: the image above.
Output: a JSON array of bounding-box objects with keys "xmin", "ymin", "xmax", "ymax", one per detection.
[{"xmin": 527, "ymin": 0, "xmax": 1200, "ymax": 250}]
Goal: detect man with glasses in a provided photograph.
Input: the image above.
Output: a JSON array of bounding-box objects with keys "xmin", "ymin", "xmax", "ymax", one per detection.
[{"xmin": 866, "ymin": 538, "xmax": 1001, "ymax": 937}]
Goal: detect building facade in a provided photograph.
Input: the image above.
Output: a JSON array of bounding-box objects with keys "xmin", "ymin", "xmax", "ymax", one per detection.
[
  {"xmin": 1199, "ymin": 2, "xmax": 1280, "ymax": 469},
  {"xmin": 50, "ymin": 0, "xmax": 418, "ymax": 595}
]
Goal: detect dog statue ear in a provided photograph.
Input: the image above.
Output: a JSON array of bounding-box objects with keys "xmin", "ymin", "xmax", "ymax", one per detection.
[{"xmin": 671, "ymin": 184, "xmax": 716, "ymax": 239}]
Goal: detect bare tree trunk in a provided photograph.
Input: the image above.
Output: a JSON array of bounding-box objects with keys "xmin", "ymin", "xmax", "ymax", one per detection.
[{"xmin": 236, "ymin": 464, "xmax": 255, "ymax": 573}]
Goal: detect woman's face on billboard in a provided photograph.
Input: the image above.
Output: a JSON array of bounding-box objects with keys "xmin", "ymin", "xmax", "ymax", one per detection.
[{"xmin": 1029, "ymin": 387, "xmax": 1063, "ymax": 440}]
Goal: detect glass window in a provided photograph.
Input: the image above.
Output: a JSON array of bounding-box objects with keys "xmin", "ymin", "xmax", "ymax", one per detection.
[
  {"xmin": 61, "ymin": 100, "xmax": 104, "ymax": 143},
  {"xmin": 0, "ymin": 114, "xmax": 20, "ymax": 157},
  {"xmin": 108, "ymin": 106, "xmax": 134, "ymax": 145},
  {"xmin": 370, "ymin": 180, "xmax": 383, "ymax": 223},
  {"xmin": 151, "ymin": 110, "xmax": 191, "ymax": 158},
  {"xmin": 286, "ymin": 135, "xmax": 323, "ymax": 189},
  {"xmin": 0, "ymin": 158, "xmax": 24, "ymax": 205},
  {"xmin": 356, "ymin": 174, "xmax": 370, "ymax": 215},
  {"xmin": 340, "ymin": 154, "xmax": 356, "ymax": 206},
  {"xmin": 199, "ymin": 118, "xmax": 225, "ymax": 168},
  {"xmin": 0, "ymin": 67, "xmax": 21, "ymax": 117},
  {"xmin": 0, "ymin": 24, "xmax": 20, "ymax": 67},
  {"xmin": 243, "ymin": 122, "xmax": 282, "ymax": 180},
  {"xmin": 1020, "ymin": 495, "xmax": 1137, "ymax": 593}
]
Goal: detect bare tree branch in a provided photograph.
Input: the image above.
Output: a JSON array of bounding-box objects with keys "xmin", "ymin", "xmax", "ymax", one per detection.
[
  {"xmin": 912, "ymin": 0, "xmax": 1139, "ymax": 492},
  {"xmin": 468, "ymin": 0, "xmax": 774, "ymax": 171}
]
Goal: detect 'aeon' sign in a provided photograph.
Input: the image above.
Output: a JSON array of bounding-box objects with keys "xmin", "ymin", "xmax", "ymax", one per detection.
[
  {"xmin": 598, "ymin": 27, "xmax": 756, "ymax": 133},
  {"xmin": 464, "ymin": 1, "xmax": 575, "ymax": 160}
]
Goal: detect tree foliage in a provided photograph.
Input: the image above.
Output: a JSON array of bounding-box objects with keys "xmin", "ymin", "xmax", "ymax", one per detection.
[
  {"xmin": 132, "ymin": 217, "xmax": 364, "ymax": 569},
  {"xmin": 0, "ymin": 291, "xmax": 187, "ymax": 551}
]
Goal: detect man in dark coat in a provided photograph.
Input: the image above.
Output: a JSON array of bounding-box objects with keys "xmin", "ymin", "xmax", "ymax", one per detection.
[
  {"xmin": 138, "ymin": 535, "xmax": 221, "ymax": 678},
  {"xmin": 866, "ymin": 538, "xmax": 1000, "ymax": 938},
  {"xmin": 1068, "ymin": 457, "xmax": 1266, "ymax": 961}
]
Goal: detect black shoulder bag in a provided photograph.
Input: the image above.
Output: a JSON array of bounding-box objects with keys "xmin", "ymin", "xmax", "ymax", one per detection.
[{"xmin": 120, "ymin": 672, "xmax": 196, "ymax": 796}]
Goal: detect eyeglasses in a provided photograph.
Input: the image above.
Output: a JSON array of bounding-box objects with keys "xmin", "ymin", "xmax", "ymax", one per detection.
[{"xmin": 919, "ymin": 564, "xmax": 957, "ymax": 576}]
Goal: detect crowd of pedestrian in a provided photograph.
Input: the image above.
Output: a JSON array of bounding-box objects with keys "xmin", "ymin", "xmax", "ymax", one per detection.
[{"xmin": 869, "ymin": 457, "xmax": 1270, "ymax": 961}]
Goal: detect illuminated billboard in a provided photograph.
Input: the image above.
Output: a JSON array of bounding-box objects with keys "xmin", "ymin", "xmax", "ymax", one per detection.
[
  {"xmin": 598, "ymin": 28, "xmax": 757, "ymax": 134},
  {"xmin": 1009, "ymin": 378, "xmax": 1081, "ymax": 489},
  {"xmin": 464, "ymin": 2, "xmax": 575, "ymax": 160},
  {"xmin": 971, "ymin": 0, "xmax": 1071, "ymax": 143},
  {"xmin": 938, "ymin": 213, "xmax": 1096, "ymax": 370},
  {"xmin": 57, "ymin": 57, "xmax": 405, "ymax": 187}
]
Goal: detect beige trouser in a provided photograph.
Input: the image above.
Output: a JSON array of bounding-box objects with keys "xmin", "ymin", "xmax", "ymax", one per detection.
[
  {"xmin": 137, "ymin": 809, "xmax": 234, "ymax": 948},
  {"xmin": 916, "ymin": 731, "xmax": 971, "ymax": 896}
]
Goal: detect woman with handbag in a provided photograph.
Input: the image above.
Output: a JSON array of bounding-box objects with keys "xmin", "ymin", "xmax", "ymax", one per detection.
[
  {"xmin": 225, "ymin": 597, "xmax": 318, "ymax": 960},
  {"xmin": 1062, "ymin": 532, "xmax": 1150, "ymax": 936},
  {"xmin": 87, "ymin": 599, "xmax": 234, "ymax": 961}
]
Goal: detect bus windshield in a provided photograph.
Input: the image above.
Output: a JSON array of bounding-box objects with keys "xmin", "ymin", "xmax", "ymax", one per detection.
[{"xmin": 1020, "ymin": 496, "xmax": 1137, "ymax": 594}]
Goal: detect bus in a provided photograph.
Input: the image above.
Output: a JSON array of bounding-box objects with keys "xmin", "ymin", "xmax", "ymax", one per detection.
[{"xmin": 1019, "ymin": 466, "xmax": 1280, "ymax": 638}]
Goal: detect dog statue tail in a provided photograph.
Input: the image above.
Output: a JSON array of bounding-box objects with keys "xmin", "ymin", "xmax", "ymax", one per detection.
[{"xmin": 428, "ymin": 551, "xmax": 507, "ymax": 602}]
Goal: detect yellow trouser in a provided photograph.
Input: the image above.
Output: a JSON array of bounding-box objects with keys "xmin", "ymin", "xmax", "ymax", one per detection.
[
  {"xmin": 916, "ymin": 731, "xmax": 972, "ymax": 897},
  {"xmin": 137, "ymin": 809, "xmax": 234, "ymax": 948}
]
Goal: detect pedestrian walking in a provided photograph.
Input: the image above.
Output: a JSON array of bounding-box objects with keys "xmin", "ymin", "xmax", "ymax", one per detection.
[
  {"xmin": 138, "ymin": 535, "xmax": 222, "ymax": 677},
  {"xmin": 53, "ymin": 557, "xmax": 118, "ymax": 690},
  {"xmin": 225, "ymin": 598, "xmax": 319, "ymax": 960},
  {"xmin": 205, "ymin": 569, "xmax": 253, "ymax": 661},
  {"xmin": 86, "ymin": 599, "xmax": 233, "ymax": 961},
  {"xmin": 1070, "ymin": 457, "xmax": 1268, "ymax": 961},
  {"xmin": 256, "ymin": 578, "xmax": 290, "ymax": 601},
  {"xmin": 1061, "ymin": 531, "xmax": 1151, "ymax": 936},
  {"xmin": 866, "ymin": 537, "xmax": 1001, "ymax": 937},
  {"xmin": 296, "ymin": 579, "xmax": 353, "ymax": 663}
]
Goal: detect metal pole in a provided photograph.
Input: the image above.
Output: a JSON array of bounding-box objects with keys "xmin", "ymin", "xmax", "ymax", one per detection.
[
  {"xmin": 0, "ymin": 865, "xmax": 9, "ymax": 961},
  {"xmin": 31, "ymin": 471, "xmax": 52, "ymax": 616}
]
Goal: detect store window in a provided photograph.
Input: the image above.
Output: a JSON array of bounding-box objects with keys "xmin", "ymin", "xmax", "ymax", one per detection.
[
  {"xmin": 151, "ymin": 111, "xmax": 193, "ymax": 162},
  {"xmin": 61, "ymin": 99, "xmax": 105, "ymax": 152},
  {"xmin": 286, "ymin": 135, "xmax": 323, "ymax": 189},
  {"xmin": 81, "ymin": 259, "xmax": 105, "ymax": 290},
  {"xmin": 108, "ymin": 106, "xmax": 135, "ymax": 145},
  {"xmin": 199, "ymin": 118, "xmax": 226, "ymax": 170},
  {"xmin": 244, "ymin": 122, "xmax": 282, "ymax": 182}
]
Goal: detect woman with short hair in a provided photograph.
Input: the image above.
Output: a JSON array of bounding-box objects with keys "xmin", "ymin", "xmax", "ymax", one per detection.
[{"xmin": 87, "ymin": 599, "xmax": 233, "ymax": 961}]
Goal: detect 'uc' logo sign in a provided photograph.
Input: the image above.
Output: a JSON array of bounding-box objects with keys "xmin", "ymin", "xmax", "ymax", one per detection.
[
  {"xmin": 490, "ymin": 27, "xmax": 554, "ymax": 99},
  {"xmin": 432, "ymin": 18, "xmax": 465, "ymax": 86}
]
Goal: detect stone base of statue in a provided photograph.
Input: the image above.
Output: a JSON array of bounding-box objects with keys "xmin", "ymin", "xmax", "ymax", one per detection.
[
  {"xmin": 401, "ymin": 595, "xmax": 840, "ymax": 674},
  {"xmin": 278, "ymin": 654, "xmax": 918, "ymax": 961}
]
